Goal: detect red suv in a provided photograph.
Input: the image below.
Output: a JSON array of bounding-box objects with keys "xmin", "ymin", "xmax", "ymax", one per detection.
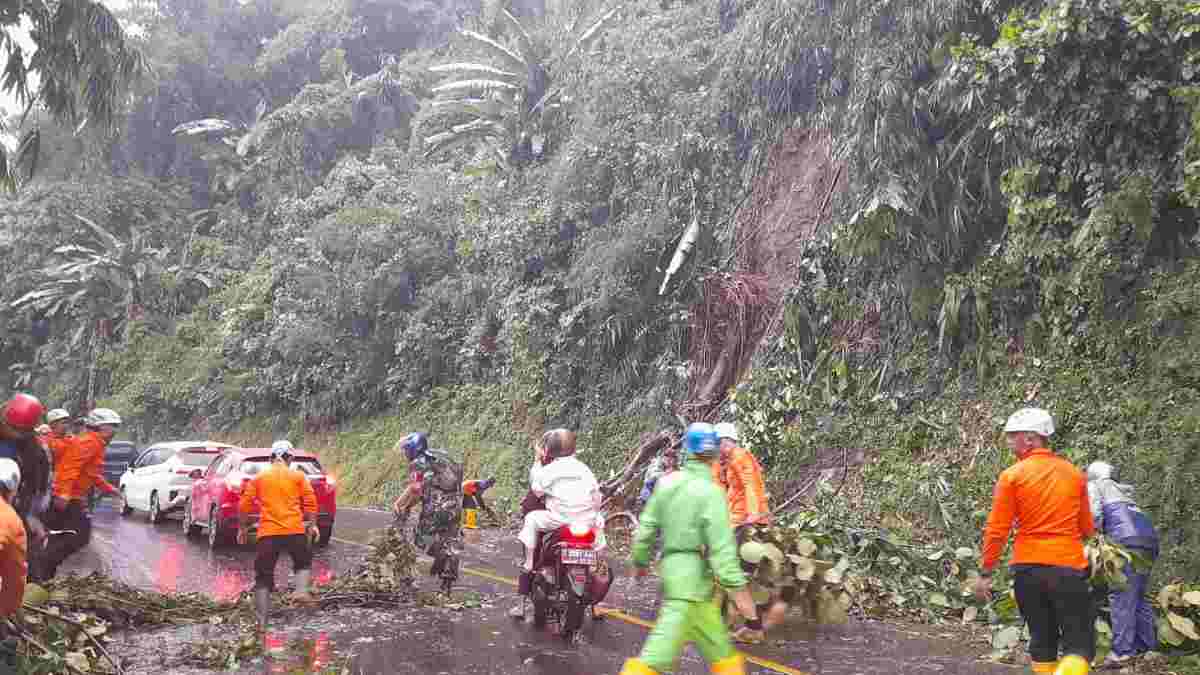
[{"xmin": 185, "ymin": 447, "xmax": 337, "ymax": 549}]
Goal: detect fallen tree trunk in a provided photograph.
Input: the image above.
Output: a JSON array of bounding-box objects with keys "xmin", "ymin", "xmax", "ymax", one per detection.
[{"xmin": 600, "ymin": 430, "xmax": 675, "ymax": 499}]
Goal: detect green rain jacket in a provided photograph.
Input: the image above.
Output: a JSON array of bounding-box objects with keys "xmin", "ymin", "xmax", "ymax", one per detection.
[{"xmin": 630, "ymin": 459, "xmax": 748, "ymax": 601}]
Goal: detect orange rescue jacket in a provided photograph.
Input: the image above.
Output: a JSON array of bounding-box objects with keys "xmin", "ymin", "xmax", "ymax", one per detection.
[
  {"xmin": 40, "ymin": 432, "xmax": 75, "ymax": 465},
  {"xmin": 53, "ymin": 431, "xmax": 117, "ymax": 500},
  {"xmin": 981, "ymin": 448, "xmax": 1095, "ymax": 571},
  {"xmin": 720, "ymin": 446, "xmax": 770, "ymax": 527},
  {"xmin": 0, "ymin": 498, "xmax": 27, "ymax": 616},
  {"xmin": 240, "ymin": 463, "xmax": 317, "ymax": 538}
]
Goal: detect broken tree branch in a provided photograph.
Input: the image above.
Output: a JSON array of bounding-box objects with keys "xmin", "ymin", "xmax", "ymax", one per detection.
[
  {"xmin": 21, "ymin": 603, "xmax": 125, "ymax": 675},
  {"xmin": 600, "ymin": 431, "xmax": 674, "ymax": 501}
]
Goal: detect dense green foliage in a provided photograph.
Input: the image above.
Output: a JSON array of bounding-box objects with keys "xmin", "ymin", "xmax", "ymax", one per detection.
[{"xmin": 2, "ymin": 0, "xmax": 1198, "ymax": 592}]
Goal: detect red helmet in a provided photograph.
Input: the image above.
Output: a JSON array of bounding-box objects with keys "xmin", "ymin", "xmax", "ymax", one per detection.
[{"xmin": 3, "ymin": 393, "xmax": 45, "ymax": 432}]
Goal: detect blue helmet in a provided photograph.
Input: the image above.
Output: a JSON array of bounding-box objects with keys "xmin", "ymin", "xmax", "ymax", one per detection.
[
  {"xmin": 401, "ymin": 432, "xmax": 428, "ymax": 461},
  {"xmin": 684, "ymin": 422, "xmax": 719, "ymax": 456}
]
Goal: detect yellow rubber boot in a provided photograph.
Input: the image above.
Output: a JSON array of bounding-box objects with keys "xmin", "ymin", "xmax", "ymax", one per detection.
[
  {"xmin": 1054, "ymin": 655, "xmax": 1089, "ymax": 675},
  {"xmin": 1031, "ymin": 661, "xmax": 1059, "ymax": 673},
  {"xmin": 710, "ymin": 654, "xmax": 746, "ymax": 675},
  {"xmin": 619, "ymin": 658, "xmax": 659, "ymax": 675}
]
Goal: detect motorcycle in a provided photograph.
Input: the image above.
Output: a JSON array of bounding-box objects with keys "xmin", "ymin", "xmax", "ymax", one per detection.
[{"xmin": 527, "ymin": 520, "xmax": 613, "ymax": 643}]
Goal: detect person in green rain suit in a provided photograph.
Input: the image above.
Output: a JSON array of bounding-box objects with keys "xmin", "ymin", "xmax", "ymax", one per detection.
[{"xmin": 619, "ymin": 422, "xmax": 765, "ymax": 675}]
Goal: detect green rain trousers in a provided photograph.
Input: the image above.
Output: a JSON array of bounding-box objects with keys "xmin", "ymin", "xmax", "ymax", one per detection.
[
  {"xmin": 639, "ymin": 595, "xmax": 736, "ymax": 672},
  {"xmin": 629, "ymin": 460, "xmax": 749, "ymax": 672}
]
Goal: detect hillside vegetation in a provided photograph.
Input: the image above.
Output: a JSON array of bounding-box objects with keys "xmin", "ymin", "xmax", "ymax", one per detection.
[{"xmin": 2, "ymin": 0, "xmax": 1198, "ymax": 591}]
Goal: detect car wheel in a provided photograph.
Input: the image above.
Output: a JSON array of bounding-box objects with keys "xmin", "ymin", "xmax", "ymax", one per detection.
[
  {"xmin": 148, "ymin": 492, "xmax": 161, "ymax": 524},
  {"xmin": 120, "ymin": 488, "xmax": 133, "ymax": 516},
  {"xmin": 183, "ymin": 499, "xmax": 202, "ymax": 538},
  {"xmin": 318, "ymin": 524, "xmax": 332, "ymax": 548},
  {"xmin": 207, "ymin": 508, "xmax": 226, "ymax": 549}
]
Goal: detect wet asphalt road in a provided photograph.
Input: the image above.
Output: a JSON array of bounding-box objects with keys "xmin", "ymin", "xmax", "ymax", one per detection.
[{"xmin": 68, "ymin": 501, "xmax": 1019, "ymax": 674}]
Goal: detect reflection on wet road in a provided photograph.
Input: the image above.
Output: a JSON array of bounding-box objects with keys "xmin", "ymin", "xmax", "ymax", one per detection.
[
  {"xmin": 63, "ymin": 502, "xmax": 358, "ymax": 600},
  {"xmin": 77, "ymin": 502, "xmax": 1011, "ymax": 675}
]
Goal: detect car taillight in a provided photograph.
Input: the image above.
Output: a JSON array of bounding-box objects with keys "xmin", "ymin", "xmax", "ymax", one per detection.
[{"xmin": 559, "ymin": 524, "xmax": 596, "ymax": 545}]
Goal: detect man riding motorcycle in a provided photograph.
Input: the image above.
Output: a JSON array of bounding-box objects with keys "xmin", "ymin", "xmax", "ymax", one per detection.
[
  {"xmin": 510, "ymin": 428, "xmax": 603, "ymax": 619},
  {"xmin": 392, "ymin": 432, "xmax": 464, "ymax": 579}
]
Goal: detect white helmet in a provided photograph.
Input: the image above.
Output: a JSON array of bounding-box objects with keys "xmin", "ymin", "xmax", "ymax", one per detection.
[
  {"xmin": 271, "ymin": 439, "xmax": 295, "ymax": 461},
  {"xmin": 45, "ymin": 408, "xmax": 71, "ymax": 424},
  {"xmin": 84, "ymin": 408, "xmax": 123, "ymax": 427},
  {"xmin": 714, "ymin": 422, "xmax": 739, "ymax": 442},
  {"xmin": 1087, "ymin": 461, "xmax": 1114, "ymax": 482},
  {"xmin": 1003, "ymin": 407, "xmax": 1054, "ymax": 437},
  {"xmin": 0, "ymin": 458, "xmax": 20, "ymax": 496}
]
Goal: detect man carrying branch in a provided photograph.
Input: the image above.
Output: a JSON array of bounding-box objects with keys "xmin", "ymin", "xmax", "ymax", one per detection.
[{"xmin": 974, "ymin": 407, "xmax": 1095, "ymax": 675}]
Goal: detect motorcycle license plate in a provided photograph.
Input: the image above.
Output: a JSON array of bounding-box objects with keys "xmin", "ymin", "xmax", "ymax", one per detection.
[{"xmin": 561, "ymin": 548, "xmax": 597, "ymax": 566}]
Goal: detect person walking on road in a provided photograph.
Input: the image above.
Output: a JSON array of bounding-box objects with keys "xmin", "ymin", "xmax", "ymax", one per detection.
[
  {"xmin": 1087, "ymin": 461, "xmax": 1159, "ymax": 668},
  {"xmin": 619, "ymin": 422, "xmax": 764, "ymax": 675},
  {"xmin": 0, "ymin": 459, "xmax": 27, "ymax": 618},
  {"xmin": 34, "ymin": 408, "xmax": 122, "ymax": 581},
  {"xmin": 974, "ymin": 408, "xmax": 1095, "ymax": 675},
  {"xmin": 240, "ymin": 440, "xmax": 319, "ymax": 630}
]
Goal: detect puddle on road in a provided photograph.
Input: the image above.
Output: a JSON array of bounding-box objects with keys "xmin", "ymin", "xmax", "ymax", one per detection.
[{"xmin": 117, "ymin": 587, "xmax": 616, "ymax": 675}]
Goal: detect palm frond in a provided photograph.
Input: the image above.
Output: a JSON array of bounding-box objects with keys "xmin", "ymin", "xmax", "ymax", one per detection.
[
  {"xmin": 432, "ymin": 79, "xmax": 521, "ymax": 98},
  {"xmin": 562, "ymin": 6, "xmax": 621, "ymax": 63},
  {"xmin": 0, "ymin": 145, "xmax": 13, "ymax": 195},
  {"xmin": 430, "ymin": 98, "xmax": 511, "ymax": 120},
  {"xmin": 459, "ymin": 30, "xmax": 527, "ymax": 72},
  {"xmin": 73, "ymin": 213, "xmax": 122, "ymax": 253},
  {"xmin": 423, "ymin": 120, "xmax": 506, "ymax": 158},
  {"xmin": 172, "ymin": 118, "xmax": 241, "ymax": 137},
  {"xmin": 429, "ymin": 62, "xmax": 524, "ymax": 84},
  {"xmin": 499, "ymin": 9, "xmax": 536, "ymax": 64}
]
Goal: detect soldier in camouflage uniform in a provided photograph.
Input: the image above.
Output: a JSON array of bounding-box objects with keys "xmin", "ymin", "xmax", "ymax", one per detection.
[{"xmin": 393, "ymin": 432, "xmax": 463, "ymax": 579}]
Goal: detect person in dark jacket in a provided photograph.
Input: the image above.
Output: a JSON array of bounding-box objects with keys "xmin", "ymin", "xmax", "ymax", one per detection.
[
  {"xmin": 1087, "ymin": 461, "xmax": 1159, "ymax": 667},
  {"xmin": 0, "ymin": 395, "xmax": 53, "ymax": 563}
]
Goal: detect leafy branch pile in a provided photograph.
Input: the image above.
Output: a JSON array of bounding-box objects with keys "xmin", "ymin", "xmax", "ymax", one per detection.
[
  {"xmin": 1, "ymin": 528, "xmax": 417, "ymax": 673},
  {"xmin": 730, "ymin": 518, "xmax": 854, "ymax": 626},
  {"xmin": 305, "ymin": 525, "xmax": 418, "ymax": 609},
  {"xmin": 1155, "ymin": 584, "xmax": 1200, "ymax": 650}
]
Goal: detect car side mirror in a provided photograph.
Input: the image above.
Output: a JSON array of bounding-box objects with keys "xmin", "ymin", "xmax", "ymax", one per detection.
[
  {"xmin": 189, "ymin": 469, "xmax": 203, "ymax": 480},
  {"xmin": 125, "ymin": 463, "xmax": 135, "ymax": 473}
]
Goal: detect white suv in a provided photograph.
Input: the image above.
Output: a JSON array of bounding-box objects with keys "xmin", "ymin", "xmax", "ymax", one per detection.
[{"xmin": 119, "ymin": 441, "xmax": 237, "ymax": 524}]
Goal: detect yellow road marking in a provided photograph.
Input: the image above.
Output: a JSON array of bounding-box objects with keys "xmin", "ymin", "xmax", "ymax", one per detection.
[
  {"xmin": 593, "ymin": 606, "xmax": 811, "ymax": 675},
  {"xmin": 331, "ymin": 532, "xmax": 810, "ymax": 674},
  {"xmin": 448, "ymin": 565, "xmax": 809, "ymax": 675}
]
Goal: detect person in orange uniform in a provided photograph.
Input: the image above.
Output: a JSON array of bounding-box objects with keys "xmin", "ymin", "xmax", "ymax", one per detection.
[
  {"xmin": 36, "ymin": 409, "xmax": 76, "ymax": 464},
  {"xmin": 974, "ymin": 408, "xmax": 1095, "ymax": 675},
  {"xmin": 461, "ymin": 477, "xmax": 498, "ymax": 527},
  {"xmin": 239, "ymin": 440, "xmax": 319, "ymax": 630},
  {"xmin": 35, "ymin": 408, "xmax": 122, "ymax": 581},
  {"xmin": 0, "ymin": 458, "xmax": 27, "ymax": 618},
  {"xmin": 713, "ymin": 423, "xmax": 769, "ymax": 530},
  {"xmin": 713, "ymin": 422, "xmax": 784, "ymax": 639}
]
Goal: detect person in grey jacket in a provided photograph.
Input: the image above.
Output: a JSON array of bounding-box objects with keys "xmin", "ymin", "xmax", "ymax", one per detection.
[{"xmin": 1087, "ymin": 461, "xmax": 1159, "ymax": 667}]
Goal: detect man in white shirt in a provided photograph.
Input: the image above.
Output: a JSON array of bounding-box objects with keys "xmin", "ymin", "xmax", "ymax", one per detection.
[{"xmin": 511, "ymin": 428, "xmax": 602, "ymax": 618}]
